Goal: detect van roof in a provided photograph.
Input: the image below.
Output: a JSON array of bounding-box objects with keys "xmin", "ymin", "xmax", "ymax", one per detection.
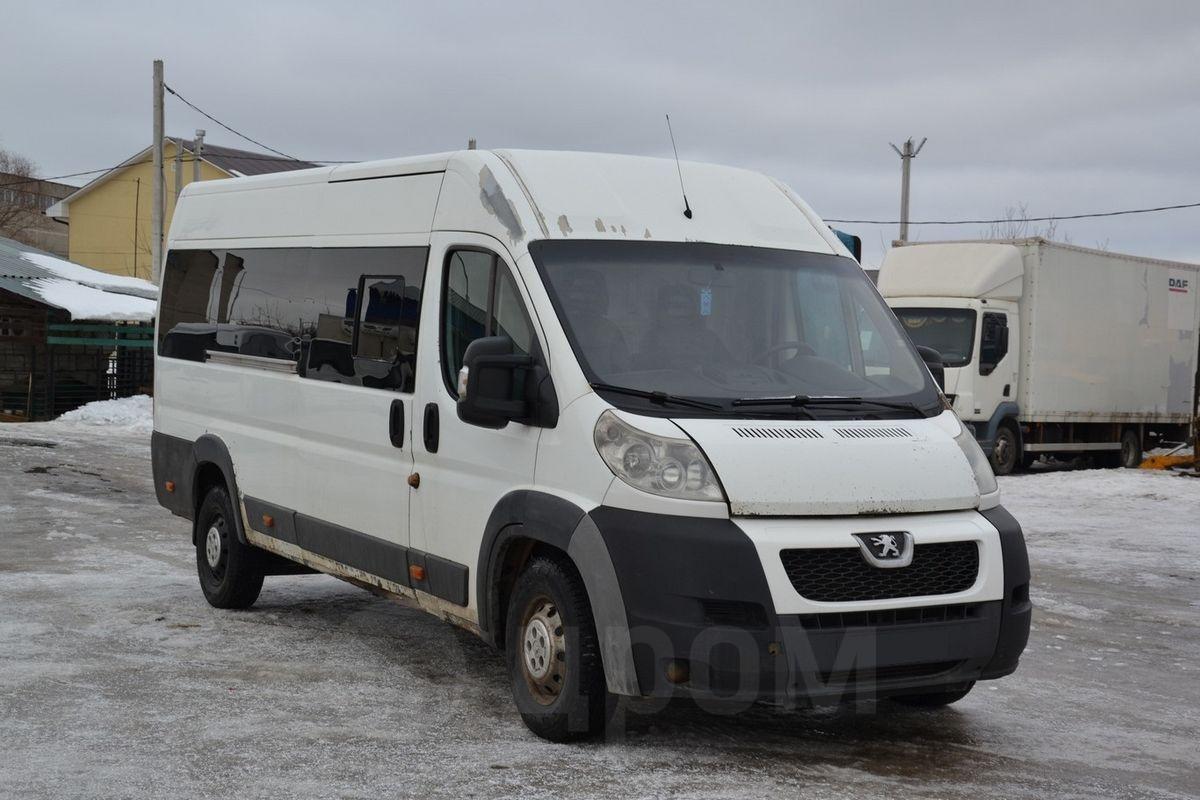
[{"xmin": 174, "ymin": 149, "xmax": 846, "ymax": 256}]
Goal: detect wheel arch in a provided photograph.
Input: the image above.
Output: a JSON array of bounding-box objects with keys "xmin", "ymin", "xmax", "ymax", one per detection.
[
  {"xmin": 477, "ymin": 490, "xmax": 641, "ymax": 697},
  {"xmin": 190, "ymin": 434, "xmax": 248, "ymax": 545}
]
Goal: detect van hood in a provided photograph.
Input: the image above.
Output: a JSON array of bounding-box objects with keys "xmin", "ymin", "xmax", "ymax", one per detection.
[{"xmin": 672, "ymin": 411, "xmax": 980, "ymax": 516}]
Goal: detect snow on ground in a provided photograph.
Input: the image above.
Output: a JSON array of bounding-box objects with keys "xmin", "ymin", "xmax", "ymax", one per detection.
[
  {"xmin": 56, "ymin": 395, "xmax": 153, "ymax": 434},
  {"xmin": 0, "ymin": 420, "xmax": 1197, "ymax": 799}
]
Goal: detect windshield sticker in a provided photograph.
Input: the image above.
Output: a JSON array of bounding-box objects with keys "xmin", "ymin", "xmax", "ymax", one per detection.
[{"xmin": 700, "ymin": 287, "xmax": 712, "ymax": 316}]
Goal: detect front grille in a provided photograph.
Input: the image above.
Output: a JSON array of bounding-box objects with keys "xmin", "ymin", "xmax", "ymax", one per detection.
[{"xmin": 781, "ymin": 541, "xmax": 979, "ymax": 602}]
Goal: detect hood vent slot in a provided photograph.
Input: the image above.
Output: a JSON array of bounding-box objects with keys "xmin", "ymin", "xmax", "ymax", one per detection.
[
  {"xmin": 732, "ymin": 426, "xmax": 824, "ymax": 440},
  {"xmin": 834, "ymin": 427, "xmax": 912, "ymax": 439}
]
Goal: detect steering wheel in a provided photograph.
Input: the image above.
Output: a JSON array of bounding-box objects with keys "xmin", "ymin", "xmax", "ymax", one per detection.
[{"xmin": 751, "ymin": 341, "xmax": 813, "ymax": 365}]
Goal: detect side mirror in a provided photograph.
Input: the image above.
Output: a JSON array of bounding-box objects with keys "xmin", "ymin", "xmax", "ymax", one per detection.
[
  {"xmin": 457, "ymin": 336, "xmax": 535, "ymax": 428},
  {"xmin": 916, "ymin": 345, "xmax": 945, "ymax": 391}
]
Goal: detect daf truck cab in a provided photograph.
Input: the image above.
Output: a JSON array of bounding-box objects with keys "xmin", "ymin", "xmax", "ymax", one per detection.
[
  {"xmin": 881, "ymin": 240, "xmax": 1200, "ymax": 475},
  {"xmin": 152, "ymin": 150, "xmax": 1031, "ymax": 741}
]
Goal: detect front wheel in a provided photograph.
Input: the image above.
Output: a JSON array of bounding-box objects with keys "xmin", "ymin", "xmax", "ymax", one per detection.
[
  {"xmin": 195, "ymin": 485, "xmax": 264, "ymax": 609},
  {"xmin": 990, "ymin": 423, "xmax": 1021, "ymax": 476},
  {"xmin": 505, "ymin": 555, "xmax": 611, "ymax": 742}
]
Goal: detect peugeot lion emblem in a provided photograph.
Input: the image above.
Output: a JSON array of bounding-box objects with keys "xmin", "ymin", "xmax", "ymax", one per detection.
[{"xmin": 852, "ymin": 531, "xmax": 914, "ymax": 568}]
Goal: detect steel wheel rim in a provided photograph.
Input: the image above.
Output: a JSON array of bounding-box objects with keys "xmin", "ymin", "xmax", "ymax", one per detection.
[
  {"xmin": 203, "ymin": 517, "xmax": 227, "ymax": 579},
  {"xmin": 519, "ymin": 595, "xmax": 566, "ymax": 705},
  {"xmin": 994, "ymin": 430, "xmax": 1015, "ymax": 472}
]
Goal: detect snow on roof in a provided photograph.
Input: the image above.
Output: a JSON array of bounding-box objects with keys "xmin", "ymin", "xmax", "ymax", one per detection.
[{"xmin": 0, "ymin": 237, "xmax": 157, "ymax": 322}]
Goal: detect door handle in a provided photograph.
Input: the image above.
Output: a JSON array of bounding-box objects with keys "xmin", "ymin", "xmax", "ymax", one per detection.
[
  {"xmin": 423, "ymin": 402, "xmax": 439, "ymax": 453},
  {"xmin": 389, "ymin": 399, "xmax": 405, "ymax": 448}
]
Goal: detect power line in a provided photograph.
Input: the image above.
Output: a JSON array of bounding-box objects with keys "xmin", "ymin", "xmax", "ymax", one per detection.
[
  {"xmin": 163, "ymin": 83, "xmax": 301, "ymax": 161},
  {"xmin": 7, "ymin": 154, "xmax": 1200, "ymax": 226},
  {"xmin": 0, "ymin": 166, "xmax": 133, "ymax": 189},
  {"xmin": 0, "ymin": 152, "xmax": 344, "ymax": 191},
  {"xmin": 826, "ymin": 200, "xmax": 1200, "ymax": 226}
]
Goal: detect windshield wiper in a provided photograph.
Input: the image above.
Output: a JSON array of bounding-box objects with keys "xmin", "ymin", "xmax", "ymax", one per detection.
[
  {"xmin": 732, "ymin": 395, "xmax": 922, "ymax": 413},
  {"xmin": 590, "ymin": 383, "xmax": 722, "ymax": 411}
]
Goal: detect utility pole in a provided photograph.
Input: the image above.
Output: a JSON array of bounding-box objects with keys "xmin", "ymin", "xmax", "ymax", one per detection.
[
  {"xmin": 173, "ymin": 138, "xmax": 183, "ymax": 204},
  {"xmin": 151, "ymin": 59, "xmax": 165, "ymax": 284},
  {"xmin": 132, "ymin": 178, "xmax": 141, "ymax": 278},
  {"xmin": 889, "ymin": 136, "xmax": 926, "ymax": 243},
  {"xmin": 193, "ymin": 128, "xmax": 205, "ymax": 183}
]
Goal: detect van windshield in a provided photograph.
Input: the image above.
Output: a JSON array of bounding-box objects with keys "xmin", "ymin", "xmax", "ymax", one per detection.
[
  {"xmin": 892, "ymin": 307, "xmax": 977, "ymax": 368},
  {"xmin": 529, "ymin": 240, "xmax": 940, "ymax": 417}
]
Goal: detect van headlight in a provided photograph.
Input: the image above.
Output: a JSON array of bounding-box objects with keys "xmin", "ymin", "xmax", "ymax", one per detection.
[
  {"xmin": 593, "ymin": 410, "xmax": 725, "ymax": 502},
  {"xmin": 954, "ymin": 422, "xmax": 998, "ymax": 496}
]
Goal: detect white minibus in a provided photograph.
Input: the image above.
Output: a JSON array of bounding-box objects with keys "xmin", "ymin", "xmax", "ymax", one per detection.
[{"xmin": 152, "ymin": 149, "xmax": 1030, "ymax": 741}]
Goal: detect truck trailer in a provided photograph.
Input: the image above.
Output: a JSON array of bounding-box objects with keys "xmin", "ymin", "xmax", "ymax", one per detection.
[{"xmin": 879, "ymin": 238, "xmax": 1200, "ymax": 474}]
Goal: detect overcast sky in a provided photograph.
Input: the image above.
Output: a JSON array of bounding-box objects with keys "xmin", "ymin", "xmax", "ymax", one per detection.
[{"xmin": 4, "ymin": 0, "xmax": 1199, "ymax": 266}]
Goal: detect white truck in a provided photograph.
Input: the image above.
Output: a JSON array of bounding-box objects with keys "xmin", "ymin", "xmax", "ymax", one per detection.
[{"xmin": 879, "ymin": 238, "xmax": 1200, "ymax": 474}]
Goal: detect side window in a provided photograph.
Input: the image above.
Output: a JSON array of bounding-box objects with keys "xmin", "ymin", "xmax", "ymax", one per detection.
[
  {"xmin": 158, "ymin": 247, "xmax": 426, "ymax": 393},
  {"xmin": 979, "ymin": 312, "xmax": 1009, "ymax": 375},
  {"xmin": 441, "ymin": 249, "xmax": 534, "ymax": 393},
  {"xmin": 158, "ymin": 249, "xmax": 221, "ymax": 360}
]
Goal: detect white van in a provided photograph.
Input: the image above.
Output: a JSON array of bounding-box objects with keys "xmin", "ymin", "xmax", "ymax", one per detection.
[{"xmin": 152, "ymin": 149, "xmax": 1031, "ymax": 741}]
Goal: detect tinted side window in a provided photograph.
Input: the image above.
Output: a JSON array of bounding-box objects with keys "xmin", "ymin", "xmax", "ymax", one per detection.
[
  {"xmin": 979, "ymin": 312, "xmax": 1009, "ymax": 375},
  {"xmin": 441, "ymin": 249, "xmax": 534, "ymax": 393},
  {"xmin": 158, "ymin": 246, "xmax": 427, "ymax": 393},
  {"xmin": 158, "ymin": 250, "xmax": 221, "ymax": 361}
]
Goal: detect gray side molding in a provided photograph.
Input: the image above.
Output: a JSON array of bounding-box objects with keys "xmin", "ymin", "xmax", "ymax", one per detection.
[{"xmin": 567, "ymin": 514, "xmax": 641, "ymax": 697}]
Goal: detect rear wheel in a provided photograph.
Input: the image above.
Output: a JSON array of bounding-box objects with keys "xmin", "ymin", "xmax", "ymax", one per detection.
[
  {"xmin": 195, "ymin": 485, "xmax": 264, "ymax": 609},
  {"xmin": 505, "ymin": 555, "xmax": 610, "ymax": 741},
  {"xmin": 892, "ymin": 682, "xmax": 974, "ymax": 708},
  {"xmin": 1119, "ymin": 428, "xmax": 1142, "ymax": 469},
  {"xmin": 990, "ymin": 423, "xmax": 1021, "ymax": 476}
]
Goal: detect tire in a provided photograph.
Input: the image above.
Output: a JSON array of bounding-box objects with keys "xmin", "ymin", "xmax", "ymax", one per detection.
[
  {"xmin": 505, "ymin": 554, "xmax": 611, "ymax": 742},
  {"xmin": 195, "ymin": 485, "xmax": 265, "ymax": 609},
  {"xmin": 990, "ymin": 423, "xmax": 1021, "ymax": 476},
  {"xmin": 892, "ymin": 682, "xmax": 974, "ymax": 708},
  {"xmin": 1119, "ymin": 429, "xmax": 1142, "ymax": 469}
]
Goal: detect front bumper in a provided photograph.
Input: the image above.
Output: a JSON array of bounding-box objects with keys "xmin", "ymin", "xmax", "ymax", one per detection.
[{"xmin": 590, "ymin": 505, "xmax": 1031, "ymax": 702}]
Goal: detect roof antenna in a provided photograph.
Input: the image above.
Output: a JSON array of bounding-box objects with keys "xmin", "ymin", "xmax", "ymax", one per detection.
[{"xmin": 665, "ymin": 114, "xmax": 693, "ymax": 219}]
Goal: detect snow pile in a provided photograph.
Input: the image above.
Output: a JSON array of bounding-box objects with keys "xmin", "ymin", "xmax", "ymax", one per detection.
[
  {"xmin": 57, "ymin": 395, "xmax": 153, "ymax": 434},
  {"xmin": 18, "ymin": 250, "xmax": 157, "ymax": 322}
]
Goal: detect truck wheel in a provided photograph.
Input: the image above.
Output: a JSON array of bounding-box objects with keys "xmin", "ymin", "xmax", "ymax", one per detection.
[
  {"xmin": 990, "ymin": 423, "xmax": 1021, "ymax": 476},
  {"xmin": 505, "ymin": 555, "xmax": 610, "ymax": 742},
  {"xmin": 1119, "ymin": 429, "xmax": 1142, "ymax": 469},
  {"xmin": 195, "ymin": 485, "xmax": 264, "ymax": 609},
  {"xmin": 892, "ymin": 682, "xmax": 974, "ymax": 708}
]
